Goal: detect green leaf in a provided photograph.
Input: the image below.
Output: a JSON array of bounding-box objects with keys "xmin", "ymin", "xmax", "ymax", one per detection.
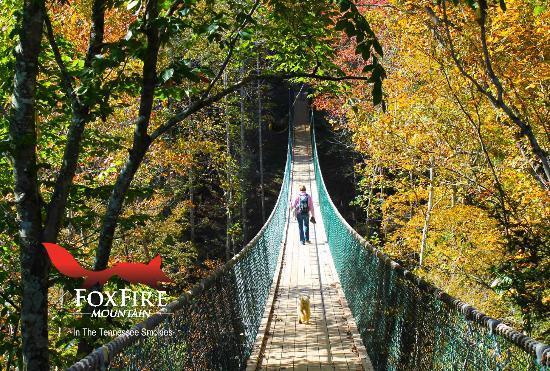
[
  {"xmin": 373, "ymin": 39, "xmax": 383, "ymax": 57},
  {"xmin": 238, "ymin": 29, "xmax": 252, "ymax": 40},
  {"xmin": 372, "ymin": 80, "xmax": 382, "ymax": 106},
  {"xmin": 465, "ymin": 0, "xmax": 477, "ymax": 9},
  {"xmin": 534, "ymin": 5, "xmax": 545, "ymax": 16},
  {"xmin": 207, "ymin": 23, "xmax": 219, "ymax": 35},
  {"xmin": 161, "ymin": 68, "xmax": 174, "ymax": 83}
]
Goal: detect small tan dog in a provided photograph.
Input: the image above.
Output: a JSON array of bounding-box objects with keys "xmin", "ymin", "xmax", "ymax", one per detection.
[{"xmin": 298, "ymin": 295, "xmax": 311, "ymax": 324}]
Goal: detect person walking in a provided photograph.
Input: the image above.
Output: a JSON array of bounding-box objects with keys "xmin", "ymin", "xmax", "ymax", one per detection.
[{"xmin": 292, "ymin": 185, "xmax": 316, "ymax": 245}]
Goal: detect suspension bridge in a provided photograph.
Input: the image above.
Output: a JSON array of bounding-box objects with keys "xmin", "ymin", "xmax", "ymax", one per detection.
[{"xmin": 69, "ymin": 94, "xmax": 549, "ymax": 370}]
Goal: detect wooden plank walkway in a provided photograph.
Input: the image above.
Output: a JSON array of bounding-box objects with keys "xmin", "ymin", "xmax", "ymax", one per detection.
[{"xmin": 247, "ymin": 116, "xmax": 373, "ymax": 370}]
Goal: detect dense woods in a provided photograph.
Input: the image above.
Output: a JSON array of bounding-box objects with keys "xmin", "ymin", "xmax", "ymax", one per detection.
[
  {"xmin": 314, "ymin": 0, "xmax": 549, "ymax": 344},
  {"xmin": 0, "ymin": 0, "xmax": 547, "ymax": 368},
  {"xmin": 1, "ymin": 0, "xmax": 383, "ymax": 368}
]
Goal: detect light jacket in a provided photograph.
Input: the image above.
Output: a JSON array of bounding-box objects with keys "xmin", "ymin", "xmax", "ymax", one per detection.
[{"xmin": 292, "ymin": 192, "xmax": 315, "ymax": 218}]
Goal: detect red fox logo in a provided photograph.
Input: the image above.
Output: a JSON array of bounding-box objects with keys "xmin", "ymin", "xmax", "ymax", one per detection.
[{"xmin": 43, "ymin": 243, "xmax": 171, "ymax": 289}]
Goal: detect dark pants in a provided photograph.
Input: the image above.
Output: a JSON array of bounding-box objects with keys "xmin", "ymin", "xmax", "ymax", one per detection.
[{"xmin": 297, "ymin": 213, "xmax": 309, "ymax": 242}]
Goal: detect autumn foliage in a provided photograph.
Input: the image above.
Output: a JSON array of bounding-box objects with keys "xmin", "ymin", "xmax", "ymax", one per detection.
[{"xmin": 315, "ymin": 0, "xmax": 549, "ymax": 341}]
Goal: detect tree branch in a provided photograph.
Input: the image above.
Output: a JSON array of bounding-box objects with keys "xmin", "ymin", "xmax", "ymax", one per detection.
[
  {"xmin": 43, "ymin": 7, "xmax": 76, "ymax": 102},
  {"xmin": 439, "ymin": 0, "xmax": 550, "ymax": 186},
  {"xmin": 43, "ymin": 0, "xmax": 106, "ymax": 242},
  {"xmin": 201, "ymin": 0, "xmax": 261, "ymax": 100},
  {"xmin": 85, "ymin": 0, "xmax": 105, "ymax": 66},
  {"xmin": 439, "ymin": 1, "xmax": 487, "ymax": 96},
  {"xmin": 152, "ymin": 71, "xmax": 373, "ymax": 140},
  {"xmin": 478, "ymin": 0, "xmax": 504, "ymax": 104},
  {"xmin": 0, "ymin": 290, "xmax": 21, "ymax": 311},
  {"xmin": 439, "ymin": 61, "xmax": 511, "ymax": 233},
  {"xmin": 94, "ymin": 0, "xmax": 160, "ymax": 271}
]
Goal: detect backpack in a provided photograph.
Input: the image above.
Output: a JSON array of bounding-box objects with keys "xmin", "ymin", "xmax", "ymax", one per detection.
[{"xmin": 299, "ymin": 194, "xmax": 309, "ymax": 215}]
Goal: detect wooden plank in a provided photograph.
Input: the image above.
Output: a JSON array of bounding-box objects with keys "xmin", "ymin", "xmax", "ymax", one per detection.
[{"xmin": 248, "ymin": 122, "xmax": 374, "ymax": 370}]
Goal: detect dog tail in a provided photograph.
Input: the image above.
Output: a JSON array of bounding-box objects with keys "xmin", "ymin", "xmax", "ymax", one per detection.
[{"xmin": 43, "ymin": 243, "xmax": 90, "ymax": 278}]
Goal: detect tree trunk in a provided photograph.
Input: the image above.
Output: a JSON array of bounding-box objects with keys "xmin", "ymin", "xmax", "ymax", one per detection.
[
  {"xmin": 409, "ymin": 170, "xmax": 415, "ymax": 218},
  {"xmin": 224, "ymin": 73, "xmax": 233, "ymax": 259},
  {"xmin": 365, "ymin": 166, "xmax": 376, "ymax": 236},
  {"xmin": 240, "ymin": 65, "xmax": 247, "ymax": 245},
  {"xmin": 451, "ymin": 184, "xmax": 457, "ymax": 207},
  {"xmin": 379, "ymin": 166, "xmax": 386, "ymax": 237},
  {"xmin": 420, "ymin": 157, "xmax": 435, "ymax": 267},
  {"xmin": 94, "ymin": 131, "xmax": 151, "ymax": 270},
  {"xmin": 515, "ymin": 136, "xmax": 548, "ymax": 189},
  {"xmin": 499, "ymin": 102, "xmax": 550, "ymax": 187},
  {"xmin": 189, "ymin": 167, "xmax": 196, "ymax": 242},
  {"xmin": 75, "ymin": 0, "xmax": 158, "ymax": 353},
  {"xmin": 77, "ymin": 0, "xmax": 159, "ymax": 355},
  {"xmin": 8, "ymin": 0, "xmax": 49, "ymax": 368},
  {"xmin": 94, "ymin": 0, "xmax": 159, "ymax": 271},
  {"xmin": 43, "ymin": 0, "xmax": 105, "ymax": 242},
  {"xmin": 351, "ymin": 153, "xmax": 357, "ymax": 227},
  {"xmin": 257, "ymin": 53, "xmax": 265, "ymax": 223}
]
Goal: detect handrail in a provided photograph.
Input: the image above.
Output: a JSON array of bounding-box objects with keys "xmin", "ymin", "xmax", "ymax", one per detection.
[
  {"xmin": 69, "ymin": 114, "xmax": 294, "ymax": 371},
  {"xmin": 310, "ymin": 111, "xmax": 549, "ymax": 369}
]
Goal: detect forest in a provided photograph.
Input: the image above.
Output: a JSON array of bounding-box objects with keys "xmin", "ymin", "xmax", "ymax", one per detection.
[
  {"xmin": 315, "ymin": 0, "xmax": 549, "ymax": 345},
  {"xmin": 0, "ymin": 0, "xmax": 548, "ymax": 369}
]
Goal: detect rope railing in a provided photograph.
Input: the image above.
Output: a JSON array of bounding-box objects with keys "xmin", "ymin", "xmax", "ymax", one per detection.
[
  {"xmin": 68, "ymin": 126, "xmax": 293, "ymax": 370},
  {"xmin": 68, "ymin": 102, "xmax": 548, "ymax": 370},
  {"xmin": 310, "ymin": 112, "xmax": 549, "ymax": 370},
  {"xmin": 311, "ymin": 114, "xmax": 550, "ymax": 370}
]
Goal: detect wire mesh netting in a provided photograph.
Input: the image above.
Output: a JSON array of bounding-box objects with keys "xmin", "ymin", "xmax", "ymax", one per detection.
[
  {"xmin": 69, "ymin": 134, "xmax": 293, "ymax": 371},
  {"xmin": 311, "ymin": 117, "xmax": 548, "ymax": 371},
  {"xmin": 69, "ymin": 110, "xmax": 549, "ymax": 371}
]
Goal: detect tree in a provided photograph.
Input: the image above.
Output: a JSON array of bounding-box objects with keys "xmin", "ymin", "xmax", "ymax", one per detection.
[
  {"xmin": 7, "ymin": 0, "xmax": 48, "ymax": 368},
  {"xmin": 4, "ymin": 0, "xmax": 386, "ymax": 366},
  {"xmin": 315, "ymin": 0, "xmax": 549, "ymax": 340},
  {"xmin": 427, "ymin": 0, "xmax": 550, "ymax": 188}
]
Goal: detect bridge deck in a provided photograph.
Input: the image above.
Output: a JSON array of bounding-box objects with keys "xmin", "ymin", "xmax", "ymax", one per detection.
[{"xmin": 247, "ymin": 121, "xmax": 373, "ymax": 371}]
